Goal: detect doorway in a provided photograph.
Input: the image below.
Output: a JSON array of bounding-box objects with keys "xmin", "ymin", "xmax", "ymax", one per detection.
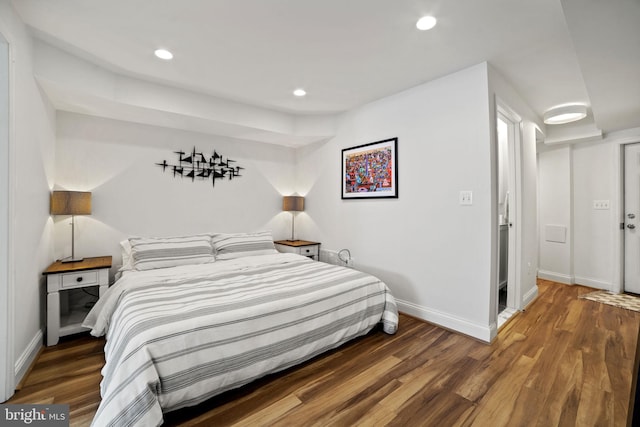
[
  {"xmin": 624, "ymin": 143, "xmax": 640, "ymax": 293},
  {"xmin": 496, "ymin": 107, "xmax": 519, "ymax": 327}
]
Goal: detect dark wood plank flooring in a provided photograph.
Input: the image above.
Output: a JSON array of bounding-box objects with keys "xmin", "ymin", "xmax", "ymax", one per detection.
[{"xmin": 8, "ymin": 279, "xmax": 640, "ymax": 426}]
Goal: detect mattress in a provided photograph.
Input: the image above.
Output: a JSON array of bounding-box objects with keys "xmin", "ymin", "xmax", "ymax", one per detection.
[{"xmin": 83, "ymin": 253, "xmax": 398, "ymax": 426}]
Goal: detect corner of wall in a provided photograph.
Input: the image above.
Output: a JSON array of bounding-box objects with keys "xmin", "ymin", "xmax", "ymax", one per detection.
[
  {"xmin": 522, "ymin": 285, "xmax": 539, "ymax": 309},
  {"xmin": 13, "ymin": 330, "xmax": 42, "ymax": 391},
  {"xmin": 2, "ymin": 0, "xmax": 57, "ymax": 390},
  {"xmin": 396, "ymin": 298, "xmax": 495, "ymax": 343}
]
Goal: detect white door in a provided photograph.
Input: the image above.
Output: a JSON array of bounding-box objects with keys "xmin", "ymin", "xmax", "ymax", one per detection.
[{"xmin": 625, "ymin": 143, "xmax": 640, "ymax": 293}]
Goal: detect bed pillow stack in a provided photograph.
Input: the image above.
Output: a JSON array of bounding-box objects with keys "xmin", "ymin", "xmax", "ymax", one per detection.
[
  {"xmin": 212, "ymin": 231, "xmax": 278, "ymax": 260},
  {"xmin": 129, "ymin": 234, "xmax": 215, "ymax": 271},
  {"xmin": 120, "ymin": 231, "xmax": 279, "ymax": 273}
]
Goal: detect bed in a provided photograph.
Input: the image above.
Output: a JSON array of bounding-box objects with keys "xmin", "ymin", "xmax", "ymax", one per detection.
[{"xmin": 83, "ymin": 232, "xmax": 398, "ymax": 426}]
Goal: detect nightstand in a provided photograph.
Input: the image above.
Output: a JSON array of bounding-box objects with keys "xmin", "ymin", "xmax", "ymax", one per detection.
[
  {"xmin": 274, "ymin": 240, "xmax": 321, "ymax": 260},
  {"xmin": 43, "ymin": 256, "xmax": 112, "ymax": 346}
]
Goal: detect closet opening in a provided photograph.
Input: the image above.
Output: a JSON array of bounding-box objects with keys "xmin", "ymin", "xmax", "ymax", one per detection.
[{"xmin": 496, "ymin": 109, "xmax": 519, "ymax": 328}]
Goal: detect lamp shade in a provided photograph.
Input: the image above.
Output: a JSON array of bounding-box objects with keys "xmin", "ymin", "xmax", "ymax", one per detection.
[
  {"xmin": 50, "ymin": 191, "xmax": 92, "ymax": 215},
  {"xmin": 282, "ymin": 196, "xmax": 304, "ymax": 212}
]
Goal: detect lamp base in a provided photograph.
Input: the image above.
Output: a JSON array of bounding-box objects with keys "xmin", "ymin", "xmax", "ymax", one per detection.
[{"xmin": 61, "ymin": 256, "xmax": 84, "ymax": 263}]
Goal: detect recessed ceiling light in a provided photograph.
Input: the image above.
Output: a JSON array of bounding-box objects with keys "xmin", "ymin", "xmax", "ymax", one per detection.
[
  {"xmin": 416, "ymin": 16, "xmax": 437, "ymax": 31},
  {"xmin": 293, "ymin": 89, "xmax": 307, "ymax": 97},
  {"xmin": 154, "ymin": 49, "xmax": 173, "ymax": 60},
  {"xmin": 543, "ymin": 104, "xmax": 588, "ymax": 125}
]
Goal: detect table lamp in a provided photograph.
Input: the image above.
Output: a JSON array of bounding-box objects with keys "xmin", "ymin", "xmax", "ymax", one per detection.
[
  {"xmin": 50, "ymin": 191, "xmax": 91, "ymax": 262},
  {"xmin": 282, "ymin": 196, "xmax": 304, "ymax": 241}
]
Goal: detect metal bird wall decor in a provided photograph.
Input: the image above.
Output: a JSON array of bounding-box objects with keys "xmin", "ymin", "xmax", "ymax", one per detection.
[{"xmin": 156, "ymin": 147, "xmax": 244, "ymax": 187}]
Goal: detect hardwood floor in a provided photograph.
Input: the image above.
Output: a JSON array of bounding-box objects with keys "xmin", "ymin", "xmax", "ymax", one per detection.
[{"xmin": 8, "ymin": 279, "xmax": 640, "ymax": 426}]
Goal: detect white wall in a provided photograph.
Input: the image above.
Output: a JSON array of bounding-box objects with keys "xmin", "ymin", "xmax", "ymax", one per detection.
[
  {"xmin": 519, "ymin": 121, "xmax": 541, "ymax": 304},
  {"xmin": 538, "ymin": 146, "xmax": 573, "ymax": 283},
  {"xmin": 0, "ymin": 0, "xmax": 56, "ymax": 392},
  {"xmin": 55, "ymin": 112, "xmax": 296, "ymax": 277},
  {"xmin": 573, "ymin": 142, "xmax": 617, "ymax": 288},
  {"xmin": 296, "ymin": 63, "xmax": 497, "ymax": 341}
]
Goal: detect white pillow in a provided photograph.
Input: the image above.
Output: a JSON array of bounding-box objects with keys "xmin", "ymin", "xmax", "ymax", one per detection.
[
  {"xmin": 212, "ymin": 231, "xmax": 278, "ymax": 260},
  {"xmin": 130, "ymin": 234, "xmax": 215, "ymax": 271},
  {"xmin": 119, "ymin": 239, "xmax": 133, "ymax": 272}
]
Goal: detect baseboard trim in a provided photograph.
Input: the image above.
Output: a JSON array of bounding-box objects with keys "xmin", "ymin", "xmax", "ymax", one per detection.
[
  {"xmin": 396, "ymin": 298, "xmax": 494, "ymax": 343},
  {"xmin": 574, "ymin": 276, "xmax": 612, "ymax": 291},
  {"xmin": 522, "ymin": 285, "xmax": 539, "ymax": 309},
  {"xmin": 14, "ymin": 330, "xmax": 42, "ymax": 387},
  {"xmin": 537, "ymin": 270, "xmax": 574, "ymax": 284}
]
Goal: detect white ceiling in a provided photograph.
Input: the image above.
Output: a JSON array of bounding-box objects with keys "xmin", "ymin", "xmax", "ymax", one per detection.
[{"xmin": 11, "ymin": 0, "xmax": 640, "ymax": 143}]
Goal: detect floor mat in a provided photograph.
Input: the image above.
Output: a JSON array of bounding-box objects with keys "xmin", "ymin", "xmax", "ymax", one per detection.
[{"xmin": 579, "ymin": 290, "xmax": 640, "ymax": 312}]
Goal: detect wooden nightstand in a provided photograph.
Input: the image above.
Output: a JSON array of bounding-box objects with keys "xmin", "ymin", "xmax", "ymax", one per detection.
[
  {"xmin": 274, "ymin": 240, "xmax": 321, "ymax": 260},
  {"xmin": 43, "ymin": 256, "xmax": 112, "ymax": 346}
]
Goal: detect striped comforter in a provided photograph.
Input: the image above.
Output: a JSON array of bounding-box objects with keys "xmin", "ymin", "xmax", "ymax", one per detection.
[{"xmin": 83, "ymin": 253, "xmax": 398, "ymax": 426}]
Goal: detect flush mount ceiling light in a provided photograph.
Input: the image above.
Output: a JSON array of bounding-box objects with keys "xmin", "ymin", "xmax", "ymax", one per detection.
[
  {"xmin": 543, "ymin": 104, "xmax": 588, "ymax": 125},
  {"xmin": 416, "ymin": 16, "xmax": 437, "ymax": 31},
  {"xmin": 154, "ymin": 48, "xmax": 173, "ymax": 60},
  {"xmin": 293, "ymin": 88, "xmax": 307, "ymax": 97}
]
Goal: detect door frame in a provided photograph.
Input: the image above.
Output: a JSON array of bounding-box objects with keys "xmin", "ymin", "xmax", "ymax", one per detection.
[
  {"xmin": 0, "ymin": 30, "xmax": 15, "ymax": 402},
  {"xmin": 495, "ymin": 99, "xmax": 523, "ymax": 314}
]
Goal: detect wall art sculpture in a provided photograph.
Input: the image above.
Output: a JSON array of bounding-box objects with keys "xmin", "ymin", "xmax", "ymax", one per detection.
[{"xmin": 156, "ymin": 147, "xmax": 244, "ymax": 187}]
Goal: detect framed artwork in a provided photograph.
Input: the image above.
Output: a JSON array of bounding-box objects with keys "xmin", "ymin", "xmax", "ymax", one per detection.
[{"xmin": 342, "ymin": 137, "xmax": 398, "ymax": 199}]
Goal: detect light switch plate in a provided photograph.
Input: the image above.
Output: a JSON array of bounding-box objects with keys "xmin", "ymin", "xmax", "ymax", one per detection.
[
  {"xmin": 459, "ymin": 190, "xmax": 473, "ymax": 205},
  {"xmin": 593, "ymin": 200, "xmax": 610, "ymax": 210}
]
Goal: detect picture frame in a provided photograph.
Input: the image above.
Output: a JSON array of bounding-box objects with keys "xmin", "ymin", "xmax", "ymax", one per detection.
[{"xmin": 342, "ymin": 137, "xmax": 398, "ymax": 199}]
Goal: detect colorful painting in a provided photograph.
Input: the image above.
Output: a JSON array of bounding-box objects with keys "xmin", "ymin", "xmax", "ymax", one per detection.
[{"xmin": 342, "ymin": 138, "xmax": 398, "ymax": 199}]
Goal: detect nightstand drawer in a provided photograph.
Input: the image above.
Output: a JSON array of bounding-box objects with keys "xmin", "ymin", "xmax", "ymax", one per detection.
[
  {"xmin": 299, "ymin": 246, "xmax": 319, "ymax": 257},
  {"xmin": 61, "ymin": 271, "xmax": 99, "ymax": 289}
]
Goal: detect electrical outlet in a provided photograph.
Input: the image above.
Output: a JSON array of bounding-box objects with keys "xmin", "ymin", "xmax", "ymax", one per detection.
[
  {"xmin": 593, "ymin": 200, "xmax": 610, "ymax": 210},
  {"xmin": 346, "ymin": 258, "xmax": 355, "ymax": 268},
  {"xmin": 459, "ymin": 190, "xmax": 473, "ymax": 205}
]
